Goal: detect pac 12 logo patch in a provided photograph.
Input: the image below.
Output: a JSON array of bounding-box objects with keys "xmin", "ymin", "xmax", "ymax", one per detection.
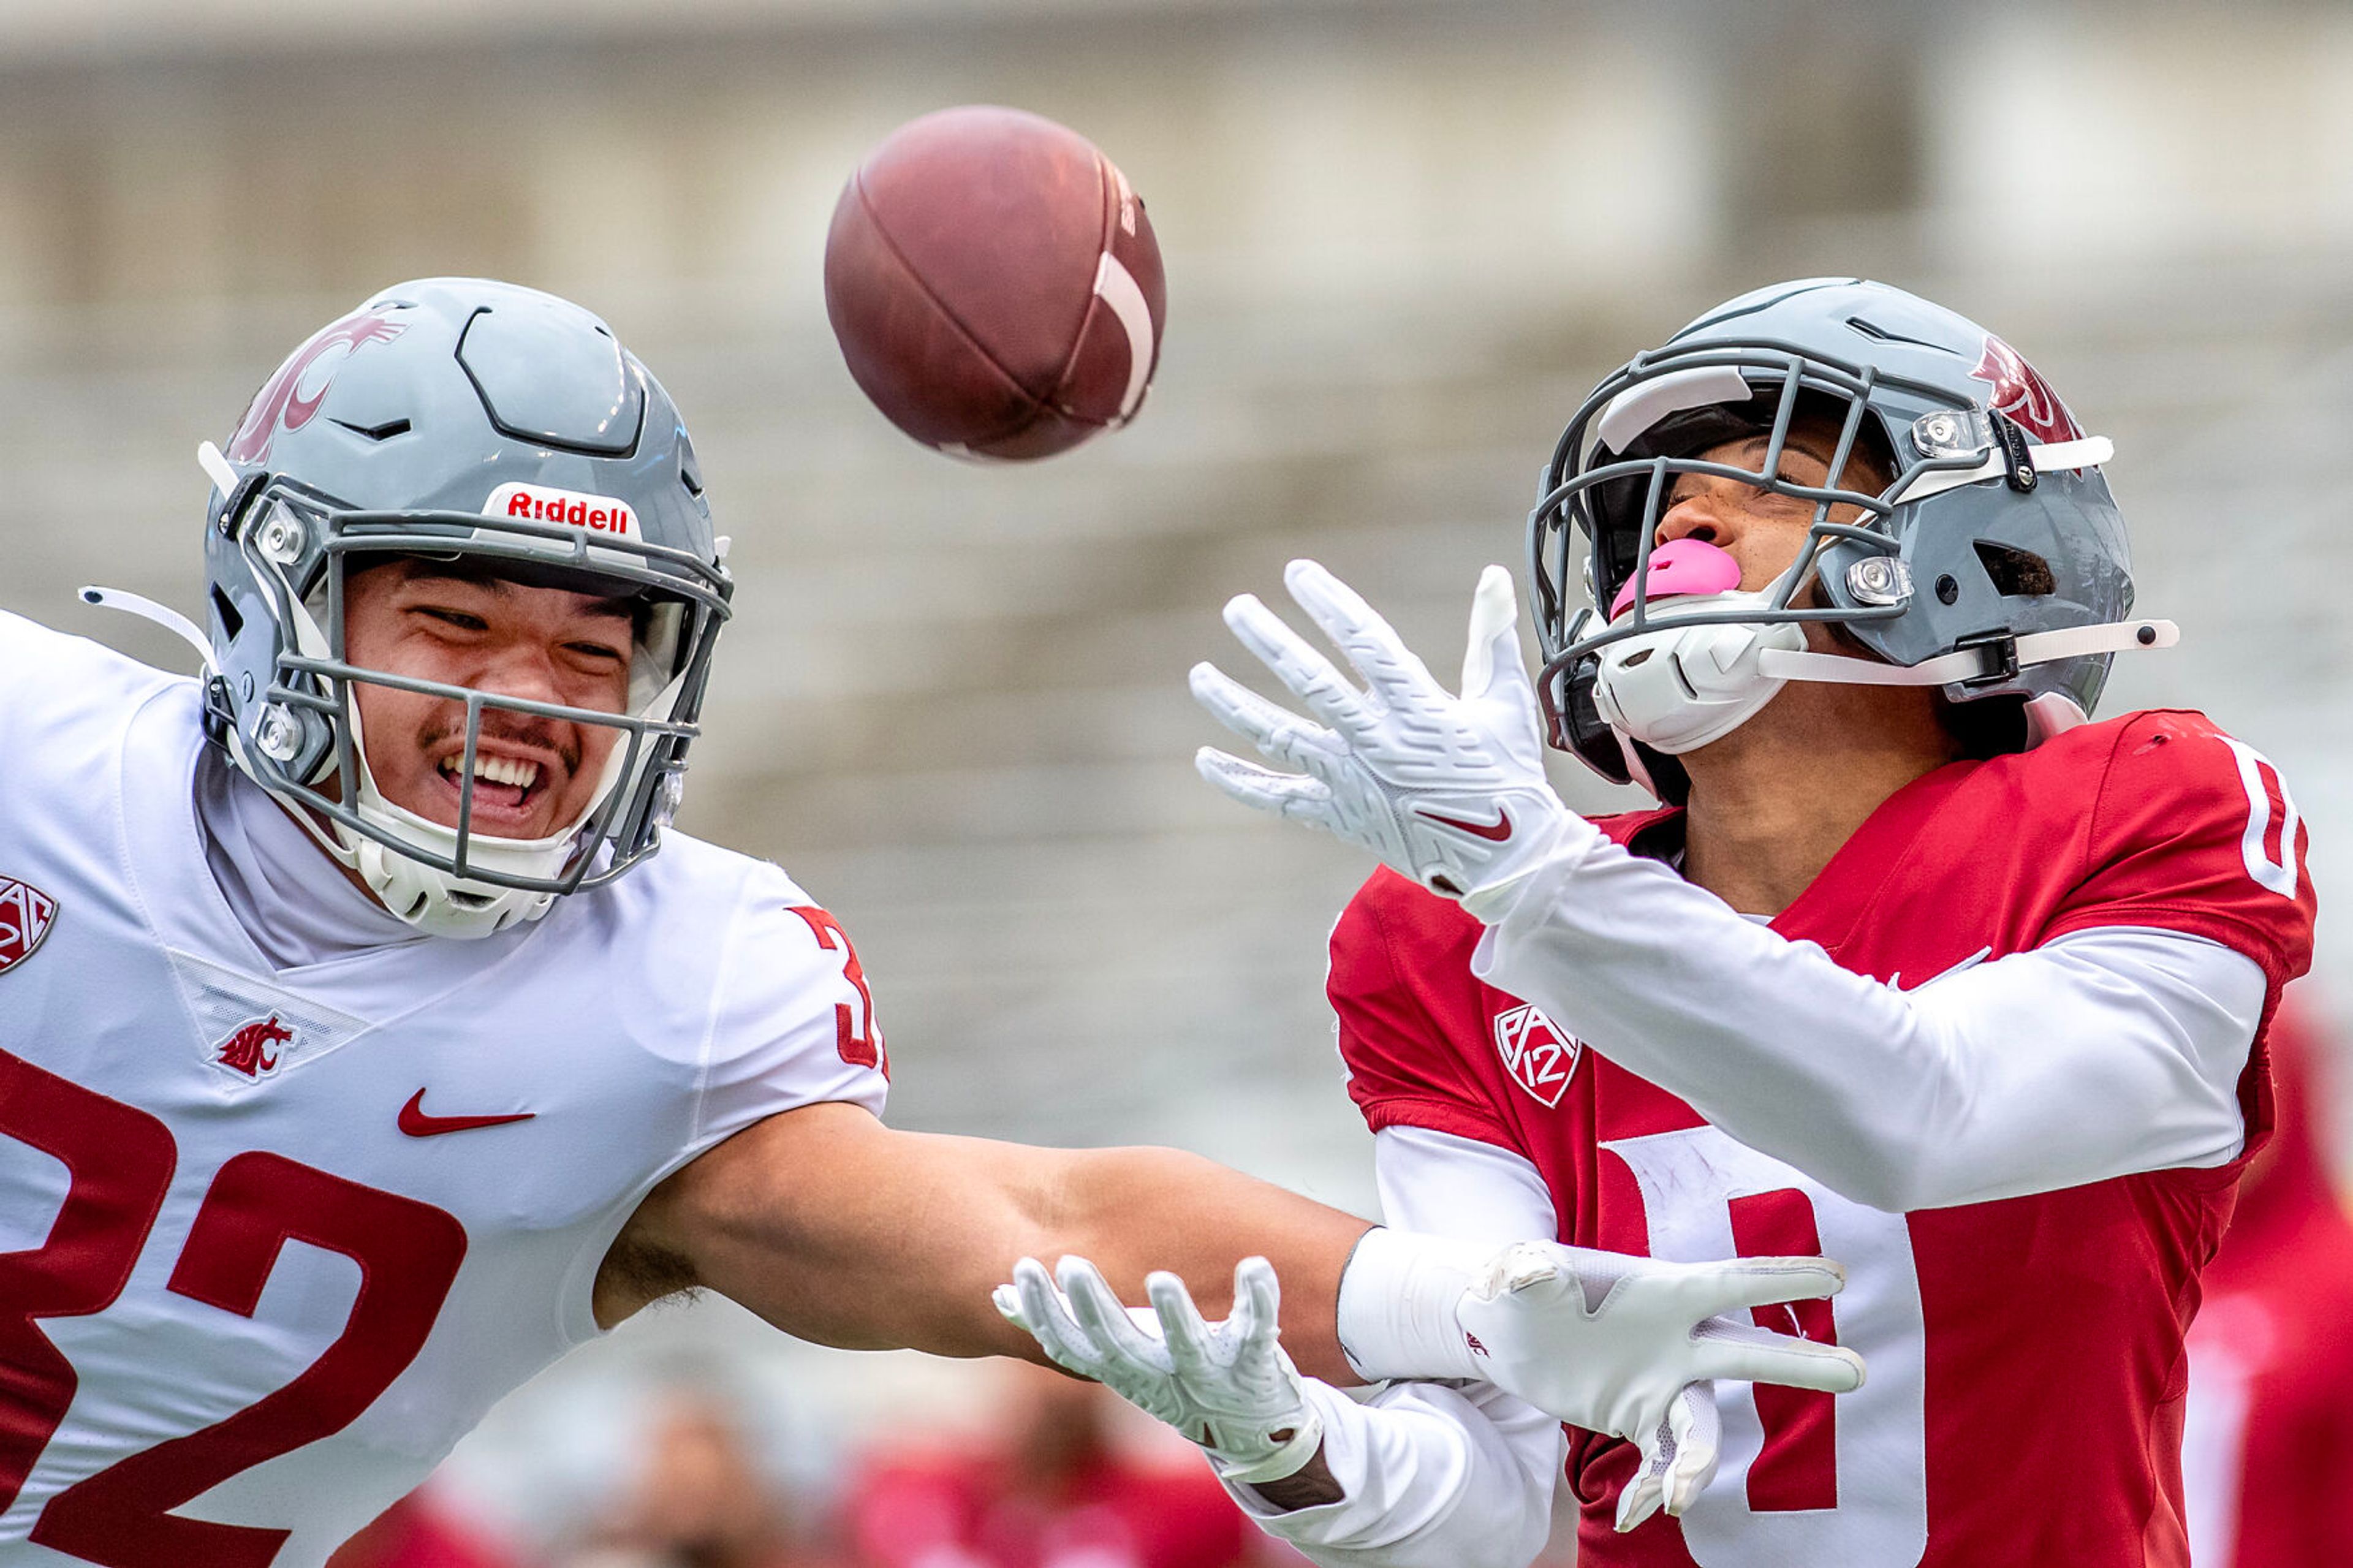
[
  {"xmin": 1493, "ymin": 1002, "xmax": 1580, "ymax": 1108},
  {"xmin": 0, "ymin": 877, "xmax": 58, "ymax": 975}
]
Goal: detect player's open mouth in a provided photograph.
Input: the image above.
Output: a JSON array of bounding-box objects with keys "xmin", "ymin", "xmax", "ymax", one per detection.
[{"xmin": 436, "ymin": 753, "xmax": 548, "ymax": 817}]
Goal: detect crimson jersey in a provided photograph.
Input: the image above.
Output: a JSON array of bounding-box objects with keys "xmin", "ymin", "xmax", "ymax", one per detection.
[
  {"xmin": 1329, "ymin": 710, "xmax": 2314, "ymax": 1568},
  {"xmin": 846, "ymin": 1449, "xmax": 1253, "ymax": 1568}
]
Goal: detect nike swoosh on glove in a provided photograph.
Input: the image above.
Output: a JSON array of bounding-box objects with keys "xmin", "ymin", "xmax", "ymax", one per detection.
[
  {"xmin": 1471, "ymin": 1242, "xmax": 1870, "ymax": 1532},
  {"xmin": 1192, "ymin": 560, "xmax": 1591, "ymax": 901},
  {"xmin": 1341, "ymin": 1230, "xmax": 1867, "ymax": 1531},
  {"xmin": 996, "ymin": 1255, "xmax": 1324, "ymax": 1486}
]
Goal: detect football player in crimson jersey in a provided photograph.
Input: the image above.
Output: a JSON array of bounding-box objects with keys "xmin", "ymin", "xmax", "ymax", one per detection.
[
  {"xmin": 0, "ymin": 279, "xmax": 1860, "ymax": 1567},
  {"xmin": 1013, "ymin": 278, "xmax": 2318, "ymax": 1568}
]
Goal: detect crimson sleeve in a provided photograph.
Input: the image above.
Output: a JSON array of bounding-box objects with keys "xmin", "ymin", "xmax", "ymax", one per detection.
[
  {"xmin": 2042, "ymin": 711, "xmax": 2316, "ymax": 994},
  {"xmin": 1328, "ymin": 874, "xmax": 1517, "ymax": 1149}
]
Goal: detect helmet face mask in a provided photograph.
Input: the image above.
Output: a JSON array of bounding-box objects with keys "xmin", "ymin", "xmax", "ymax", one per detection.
[
  {"xmin": 200, "ymin": 279, "xmax": 734, "ymax": 937},
  {"xmin": 1526, "ymin": 279, "xmax": 2138, "ymax": 795}
]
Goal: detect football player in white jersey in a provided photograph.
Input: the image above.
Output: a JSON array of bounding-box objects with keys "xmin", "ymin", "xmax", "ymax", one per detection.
[{"xmin": 0, "ymin": 279, "xmax": 1863, "ymax": 1568}]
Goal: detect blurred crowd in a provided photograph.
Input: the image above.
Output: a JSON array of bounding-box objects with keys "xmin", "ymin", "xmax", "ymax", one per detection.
[
  {"xmin": 332, "ymin": 1005, "xmax": 2353, "ymax": 1568},
  {"xmin": 2181, "ymin": 1007, "xmax": 2353, "ymax": 1568},
  {"xmin": 328, "ymin": 1360, "xmax": 1316, "ymax": 1568}
]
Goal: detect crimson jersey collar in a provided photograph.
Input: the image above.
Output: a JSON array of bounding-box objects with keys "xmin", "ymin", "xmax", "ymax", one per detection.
[{"xmin": 1593, "ymin": 757, "xmax": 1983, "ymax": 954}]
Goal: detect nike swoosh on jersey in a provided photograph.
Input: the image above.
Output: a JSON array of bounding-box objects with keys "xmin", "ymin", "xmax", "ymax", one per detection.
[
  {"xmin": 1888, "ymin": 945, "xmax": 1995, "ymax": 991},
  {"xmin": 398, "ymin": 1088, "xmax": 536, "ymax": 1137},
  {"xmin": 1415, "ymin": 805, "xmax": 1514, "ymax": 842}
]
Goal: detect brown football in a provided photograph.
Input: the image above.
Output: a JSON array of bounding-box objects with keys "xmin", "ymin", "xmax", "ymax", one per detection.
[{"xmin": 824, "ymin": 105, "xmax": 1167, "ymax": 460}]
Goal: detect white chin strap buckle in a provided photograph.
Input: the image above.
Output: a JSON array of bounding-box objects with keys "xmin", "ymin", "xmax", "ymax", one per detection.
[
  {"xmin": 77, "ymin": 586, "xmax": 218, "ymax": 675},
  {"xmin": 1755, "ymin": 618, "xmax": 2179, "ymax": 688},
  {"xmin": 1596, "ymin": 609, "xmax": 2178, "ymax": 770},
  {"xmin": 1898, "ymin": 433, "xmax": 2115, "ymax": 503}
]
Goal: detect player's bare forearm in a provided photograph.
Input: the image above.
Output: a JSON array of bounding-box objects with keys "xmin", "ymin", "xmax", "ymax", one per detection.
[
  {"xmin": 614, "ymin": 1100, "xmax": 1372, "ymax": 1380},
  {"xmin": 1007, "ymin": 1141, "xmax": 1374, "ymax": 1383}
]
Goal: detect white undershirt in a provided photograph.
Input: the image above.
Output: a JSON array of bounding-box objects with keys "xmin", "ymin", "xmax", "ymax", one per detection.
[{"xmin": 194, "ymin": 749, "xmax": 420, "ymax": 969}]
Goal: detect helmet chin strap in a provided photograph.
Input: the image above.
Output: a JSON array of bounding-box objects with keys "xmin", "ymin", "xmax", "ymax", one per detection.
[
  {"xmin": 76, "ymin": 585, "xmax": 219, "ymax": 677},
  {"xmin": 332, "ymin": 694, "xmax": 566, "ymax": 937},
  {"xmin": 67, "ymin": 577, "xmax": 533, "ymax": 936},
  {"xmin": 1756, "ymin": 618, "xmax": 2179, "ymax": 686},
  {"xmin": 1594, "ymin": 582, "xmax": 2179, "ymax": 765},
  {"xmin": 197, "ymin": 438, "xmax": 240, "ymax": 501},
  {"xmin": 75, "ymin": 447, "xmax": 246, "ymax": 680}
]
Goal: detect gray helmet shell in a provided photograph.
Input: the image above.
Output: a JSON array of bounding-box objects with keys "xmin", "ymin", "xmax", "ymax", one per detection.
[
  {"xmin": 1529, "ymin": 278, "xmax": 2132, "ymax": 791},
  {"xmin": 200, "ymin": 278, "xmax": 732, "ymax": 933}
]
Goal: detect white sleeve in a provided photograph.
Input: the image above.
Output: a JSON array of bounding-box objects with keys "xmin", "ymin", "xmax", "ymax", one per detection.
[
  {"xmin": 691, "ymin": 865, "xmax": 889, "ymax": 1152},
  {"xmin": 1374, "ymin": 1127, "xmax": 1559, "ymax": 1244},
  {"xmin": 1221, "ymin": 1129, "xmax": 1564, "ymax": 1568},
  {"xmin": 1465, "ymin": 838, "xmax": 2266, "ymax": 1211}
]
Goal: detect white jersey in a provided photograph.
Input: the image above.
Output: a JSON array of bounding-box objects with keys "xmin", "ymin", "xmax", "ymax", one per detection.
[{"xmin": 0, "ymin": 612, "xmax": 889, "ymax": 1566}]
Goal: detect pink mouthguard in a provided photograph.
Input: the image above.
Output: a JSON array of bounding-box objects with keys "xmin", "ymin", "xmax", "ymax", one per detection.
[{"xmin": 1608, "ymin": 538, "xmax": 1743, "ymax": 619}]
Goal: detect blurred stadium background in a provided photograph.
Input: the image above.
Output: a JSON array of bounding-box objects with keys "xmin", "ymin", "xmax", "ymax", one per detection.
[{"xmin": 4, "ymin": 1, "xmax": 2349, "ymax": 1562}]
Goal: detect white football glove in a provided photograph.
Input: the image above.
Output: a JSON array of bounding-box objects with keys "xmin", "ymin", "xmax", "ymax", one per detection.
[
  {"xmin": 1342, "ymin": 1230, "xmax": 1866, "ymax": 1532},
  {"xmin": 1192, "ymin": 560, "xmax": 1586, "ymax": 900},
  {"xmin": 996, "ymin": 1255, "xmax": 1322, "ymax": 1485}
]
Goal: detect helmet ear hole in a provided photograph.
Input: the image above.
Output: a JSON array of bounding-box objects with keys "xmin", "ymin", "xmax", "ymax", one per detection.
[
  {"xmin": 1972, "ymin": 540, "xmax": 2056, "ymax": 597},
  {"xmin": 210, "ymin": 585, "xmax": 245, "ymax": 642}
]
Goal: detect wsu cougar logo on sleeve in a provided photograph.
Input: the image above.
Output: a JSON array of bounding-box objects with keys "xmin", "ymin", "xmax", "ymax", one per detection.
[{"xmin": 1493, "ymin": 1002, "xmax": 1580, "ymax": 1108}]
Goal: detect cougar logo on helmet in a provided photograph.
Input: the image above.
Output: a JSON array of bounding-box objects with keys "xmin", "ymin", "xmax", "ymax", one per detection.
[
  {"xmin": 1971, "ymin": 335, "xmax": 2082, "ymax": 447},
  {"xmin": 225, "ymin": 306, "xmax": 407, "ymax": 464}
]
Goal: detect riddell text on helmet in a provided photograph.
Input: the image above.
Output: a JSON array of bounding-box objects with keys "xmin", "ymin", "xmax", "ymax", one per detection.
[{"xmin": 483, "ymin": 482, "xmax": 640, "ymax": 540}]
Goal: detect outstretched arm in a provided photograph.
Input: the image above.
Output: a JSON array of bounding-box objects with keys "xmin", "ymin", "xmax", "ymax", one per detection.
[
  {"xmin": 612, "ymin": 1098, "xmax": 1860, "ymax": 1477},
  {"xmin": 1192, "ymin": 559, "xmax": 2275, "ymax": 1211},
  {"xmin": 1468, "ymin": 871, "xmax": 2265, "ymax": 1210},
  {"xmin": 602, "ymin": 1099, "xmax": 1373, "ymax": 1379},
  {"xmin": 616, "ymin": 1088, "xmax": 1863, "ymax": 1507}
]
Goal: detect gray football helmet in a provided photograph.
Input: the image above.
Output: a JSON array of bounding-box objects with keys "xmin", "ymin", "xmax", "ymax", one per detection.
[
  {"xmin": 1528, "ymin": 277, "xmax": 2172, "ymax": 800},
  {"xmin": 177, "ymin": 278, "xmax": 730, "ymax": 936}
]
